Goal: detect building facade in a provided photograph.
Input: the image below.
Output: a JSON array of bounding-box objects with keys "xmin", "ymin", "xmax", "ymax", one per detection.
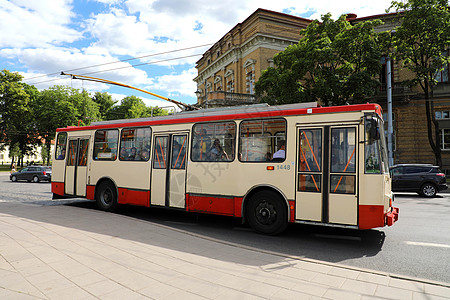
[
  {"xmin": 194, "ymin": 8, "xmax": 450, "ymax": 172},
  {"xmin": 194, "ymin": 8, "xmax": 311, "ymax": 108}
]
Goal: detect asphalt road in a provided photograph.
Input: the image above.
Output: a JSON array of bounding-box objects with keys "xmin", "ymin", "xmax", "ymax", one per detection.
[{"xmin": 1, "ymin": 172, "xmax": 449, "ymax": 284}]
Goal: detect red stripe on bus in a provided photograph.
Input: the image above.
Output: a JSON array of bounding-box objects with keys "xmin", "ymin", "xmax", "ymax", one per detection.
[
  {"xmin": 86, "ymin": 185, "xmax": 95, "ymax": 200},
  {"xmin": 57, "ymin": 104, "xmax": 382, "ymax": 132},
  {"xmin": 118, "ymin": 188, "xmax": 150, "ymax": 206},
  {"xmin": 51, "ymin": 181, "xmax": 64, "ymax": 196},
  {"xmin": 186, "ymin": 194, "xmax": 243, "ymax": 217},
  {"xmin": 358, "ymin": 205, "xmax": 385, "ymax": 229}
]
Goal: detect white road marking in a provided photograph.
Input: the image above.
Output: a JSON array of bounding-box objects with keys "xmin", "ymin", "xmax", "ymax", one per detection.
[{"xmin": 405, "ymin": 241, "xmax": 450, "ymax": 248}]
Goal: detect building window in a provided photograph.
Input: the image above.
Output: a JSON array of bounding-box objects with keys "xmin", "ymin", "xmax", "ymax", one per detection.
[
  {"xmin": 380, "ymin": 57, "xmax": 394, "ymax": 92},
  {"xmin": 436, "ymin": 111, "xmax": 450, "ymax": 119},
  {"xmin": 439, "ymin": 128, "xmax": 450, "ymax": 150},
  {"xmin": 246, "ymin": 71, "xmax": 254, "ymax": 94},
  {"xmin": 227, "ymin": 79, "xmax": 234, "ymax": 93},
  {"xmin": 436, "ymin": 50, "xmax": 449, "ymax": 83},
  {"xmin": 214, "ymin": 76, "xmax": 222, "ymax": 91}
]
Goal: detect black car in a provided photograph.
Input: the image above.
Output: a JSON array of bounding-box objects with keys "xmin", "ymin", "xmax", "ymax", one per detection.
[
  {"xmin": 10, "ymin": 166, "xmax": 52, "ymax": 183},
  {"xmin": 390, "ymin": 164, "xmax": 447, "ymax": 197}
]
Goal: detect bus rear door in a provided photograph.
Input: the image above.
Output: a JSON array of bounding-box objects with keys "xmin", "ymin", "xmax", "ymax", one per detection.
[
  {"xmin": 151, "ymin": 133, "xmax": 189, "ymax": 208},
  {"xmin": 296, "ymin": 125, "xmax": 358, "ymax": 226},
  {"xmin": 65, "ymin": 137, "xmax": 90, "ymax": 197}
]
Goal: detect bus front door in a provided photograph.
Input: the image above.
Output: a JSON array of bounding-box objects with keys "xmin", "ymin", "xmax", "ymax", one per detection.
[
  {"xmin": 296, "ymin": 125, "xmax": 358, "ymax": 226},
  {"xmin": 65, "ymin": 138, "xmax": 89, "ymax": 196},
  {"xmin": 151, "ymin": 133, "xmax": 189, "ymax": 208}
]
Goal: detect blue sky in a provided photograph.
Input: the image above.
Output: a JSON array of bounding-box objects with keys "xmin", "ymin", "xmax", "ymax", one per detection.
[{"xmin": 0, "ymin": 0, "xmax": 392, "ymax": 108}]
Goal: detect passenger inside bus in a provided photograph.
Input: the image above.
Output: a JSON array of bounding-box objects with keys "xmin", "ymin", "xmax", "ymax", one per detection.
[
  {"xmin": 128, "ymin": 147, "xmax": 137, "ymax": 160},
  {"xmin": 209, "ymin": 139, "xmax": 229, "ymax": 161},
  {"xmin": 272, "ymin": 140, "xmax": 286, "ymax": 160}
]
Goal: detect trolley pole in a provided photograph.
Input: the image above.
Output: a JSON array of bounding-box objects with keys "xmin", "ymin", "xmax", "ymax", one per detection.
[{"xmin": 387, "ymin": 57, "xmax": 394, "ymax": 167}]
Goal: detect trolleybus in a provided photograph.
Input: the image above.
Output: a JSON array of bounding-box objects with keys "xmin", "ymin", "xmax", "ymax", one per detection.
[{"xmin": 51, "ymin": 102, "xmax": 399, "ymax": 235}]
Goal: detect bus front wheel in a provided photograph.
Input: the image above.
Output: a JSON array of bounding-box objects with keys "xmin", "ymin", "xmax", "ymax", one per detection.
[
  {"xmin": 96, "ymin": 181, "xmax": 118, "ymax": 212},
  {"xmin": 247, "ymin": 190, "xmax": 288, "ymax": 235}
]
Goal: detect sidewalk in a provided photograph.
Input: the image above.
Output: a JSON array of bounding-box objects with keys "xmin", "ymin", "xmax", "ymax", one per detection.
[{"xmin": 0, "ymin": 202, "xmax": 449, "ymax": 300}]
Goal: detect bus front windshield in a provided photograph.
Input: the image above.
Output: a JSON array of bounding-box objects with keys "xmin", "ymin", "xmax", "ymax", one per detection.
[{"xmin": 364, "ymin": 115, "xmax": 389, "ymax": 174}]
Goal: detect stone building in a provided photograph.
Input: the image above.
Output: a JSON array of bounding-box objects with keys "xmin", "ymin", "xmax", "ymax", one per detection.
[
  {"xmin": 194, "ymin": 9, "xmax": 450, "ymax": 172},
  {"xmin": 194, "ymin": 8, "xmax": 312, "ymax": 108}
]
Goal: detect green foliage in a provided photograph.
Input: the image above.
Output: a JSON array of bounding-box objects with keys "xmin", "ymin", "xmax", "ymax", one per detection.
[
  {"xmin": 388, "ymin": 0, "xmax": 450, "ymax": 167},
  {"xmin": 389, "ymin": 0, "xmax": 450, "ymax": 90},
  {"xmin": 92, "ymin": 91, "xmax": 116, "ymax": 120},
  {"xmin": 107, "ymin": 95, "xmax": 169, "ymax": 120},
  {"xmin": 255, "ymin": 14, "xmax": 384, "ymax": 106}
]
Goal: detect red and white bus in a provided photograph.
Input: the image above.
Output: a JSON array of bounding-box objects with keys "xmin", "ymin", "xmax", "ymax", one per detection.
[{"xmin": 51, "ymin": 102, "xmax": 399, "ymax": 235}]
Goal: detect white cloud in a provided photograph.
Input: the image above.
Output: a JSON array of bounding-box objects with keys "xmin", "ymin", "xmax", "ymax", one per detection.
[{"xmin": 0, "ymin": 0, "xmax": 81, "ymax": 48}]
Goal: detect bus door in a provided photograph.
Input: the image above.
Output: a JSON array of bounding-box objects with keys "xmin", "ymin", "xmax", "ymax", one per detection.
[
  {"xmin": 151, "ymin": 133, "xmax": 189, "ymax": 208},
  {"xmin": 65, "ymin": 137, "xmax": 90, "ymax": 196},
  {"xmin": 296, "ymin": 125, "xmax": 358, "ymax": 225}
]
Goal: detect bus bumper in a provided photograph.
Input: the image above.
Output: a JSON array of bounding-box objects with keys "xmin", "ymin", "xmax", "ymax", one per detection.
[{"xmin": 385, "ymin": 207, "xmax": 399, "ymax": 226}]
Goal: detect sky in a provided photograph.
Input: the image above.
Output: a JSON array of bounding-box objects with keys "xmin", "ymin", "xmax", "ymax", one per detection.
[{"xmin": 0, "ymin": 0, "xmax": 394, "ymax": 108}]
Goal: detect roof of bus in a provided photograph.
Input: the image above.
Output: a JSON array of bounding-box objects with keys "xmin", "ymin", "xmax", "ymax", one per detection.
[{"xmin": 57, "ymin": 102, "xmax": 382, "ymax": 132}]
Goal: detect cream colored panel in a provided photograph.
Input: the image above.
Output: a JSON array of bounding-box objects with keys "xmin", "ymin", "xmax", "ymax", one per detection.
[
  {"xmin": 151, "ymin": 169, "xmax": 166, "ymax": 206},
  {"xmin": 65, "ymin": 166, "xmax": 75, "ymax": 194},
  {"xmin": 329, "ymin": 194, "xmax": 357, "ymax": 225},
  {"xmin": 296, "ymin": 193, "xmax": 322, "ymax": 221},
  {"xmin": 76, "ymin": 167, "xmax": 87, "ymax": 196}
]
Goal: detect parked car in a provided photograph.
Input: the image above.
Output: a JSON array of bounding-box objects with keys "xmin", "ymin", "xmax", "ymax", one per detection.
[
  {"xmin": 389, "ymin": 164, "xmax": 447, "ymax": 197},
  {"xmin": 10, "ymin": 166, "xmax": 52, "ymax": 183}
]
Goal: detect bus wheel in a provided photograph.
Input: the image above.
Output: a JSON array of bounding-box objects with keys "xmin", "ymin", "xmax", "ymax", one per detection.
[
  {"xmin": 96, "ymin": 181, "xmax": 118, "ymax": 212},
  {"xmin": 247, "ymin": 190, "xmax": 288, "ymax": 235}
]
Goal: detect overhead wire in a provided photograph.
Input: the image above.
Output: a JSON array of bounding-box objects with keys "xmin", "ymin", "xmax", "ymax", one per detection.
[{"xmin": 24, "ymin": 44, "xmax": 213, "ymax": 86}]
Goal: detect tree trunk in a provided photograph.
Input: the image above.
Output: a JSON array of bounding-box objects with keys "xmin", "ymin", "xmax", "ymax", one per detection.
[{"xmin": 424, "ymin": 79, "xmax": 443, "ymax": 167}]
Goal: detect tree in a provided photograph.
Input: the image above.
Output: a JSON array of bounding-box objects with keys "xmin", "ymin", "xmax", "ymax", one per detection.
[
  {"xmin": 92, "ymin": 91, "xmax": 116, "ymax": 120},
  {"xmin": 107, "ymin": 95, "xmax": 168, "ymax": 120},
  {"xmin": 32, "ymin": 86, "xmax": 100, "ymax": 165},
  {"xmin": 388, "ymin": 0, "xmax": 450, "ymax": 167},
  {"xmin": 0, "ymin": 70, "xmax": 39, "ymax": 167},
  {"xmin": 255, "ymin": 14, "xmax": 384, "ymax": 106}
]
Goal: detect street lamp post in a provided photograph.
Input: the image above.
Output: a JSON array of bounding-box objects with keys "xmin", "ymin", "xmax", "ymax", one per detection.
[{"xmin": 387, "ymin": 56, "xmax": 394, "ymax": 167}]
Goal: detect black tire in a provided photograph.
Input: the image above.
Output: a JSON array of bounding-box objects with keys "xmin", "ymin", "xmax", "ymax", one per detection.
[
  {"xmin": 11, "ymin": 175, "xmax": 17, "ymax": 182},
  {"xmin": 247, "ymin": 190, "xmax": 288, "ymax": 235},
  {"xmin": 32, "ymin": 176, "xmax": 40, "ymax": 183},
  {"xmin": 420, "ymin": 183, "xmax": 437, "ymax": 198},
  {"xmin": 96, "ymin": 181, "xmax": 118, "ymax": 212}
]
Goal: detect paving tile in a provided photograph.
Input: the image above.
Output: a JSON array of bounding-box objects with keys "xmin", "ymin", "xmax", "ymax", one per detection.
[
  {"xmin": 290, "ymin": 281, "xmax": 329, "ymax": 297},
  {"xmin": 160, "ymin": 289, "xmax": 209, "ymax": 300},
  {"xmin": 328, "ymin": 267, "xmax": 361, "ymax": 280},
  {"xmin": 412, "ymin": 291, "xmax": 450, "ymax": 300},
  {"xmin": 83, "ymin": 279, "xmax": 124, "ymax": 297},
  {"xmin": 375, "ymin": 285, "xmax": 413, "ymax": 300},
  {"xmin": 323, "ymin": 288, "xmax": 362, "ymax": 300},
  {"xmin": 101, "ymin": 287, "xmax": 147, "ymax": 300},
  {"xmin": 389, "ymin": 277, "xmax": 425, "ymax": 293},
  {"xmin": 357, "ymin": 272, "xmax": 390, "ymax": 286},
  {"xmin": 423, "ymin": 283, "xmax": 450, "ymax": 298},
  {"xmin": 311, "ymin": 273, "xmax": 346, "ymax": 288},
  {"xmin": 46, "ymin": 285, "xmax": 95, "ymax": 300},
  {"xmin": 240, "ymin": 280, "xmax": 283, "ymax": 298},
  {"xmin": 271, "ymin": 288, "xmax": 313, "ymax": 300},
  {"xmin": 139, "ymin": 281, "xmax": 179, "ymax": 299},
  {"xmin": 341, "ymin": 278, "xmax": 378, "ymax": 296}
]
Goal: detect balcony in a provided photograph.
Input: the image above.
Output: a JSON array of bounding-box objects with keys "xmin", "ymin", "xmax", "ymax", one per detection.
[{"xmin": 197, "ymin": 91, "xmax": 258, "ymax": 108}]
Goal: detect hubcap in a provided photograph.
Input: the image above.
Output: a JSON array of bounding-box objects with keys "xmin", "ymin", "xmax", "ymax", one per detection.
[
  {"xmin": 255, "ymin": 201, "xmax": 277, "ymax": 225},
  {"xmin": 101, "ymin": 188, "xmax": 113, "ymax": 205},
  {"xmin": 423, "ymin": 185, "xmax": 435, "ymax": 196}
]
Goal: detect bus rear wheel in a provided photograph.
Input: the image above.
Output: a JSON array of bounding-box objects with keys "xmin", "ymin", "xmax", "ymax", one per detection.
[
  {"xmin": 96, "ymin": 181, "xmax": 118, "ymax": 212},
  {"xmin": 247, "ymin": 190, "xmax": 288, "ymax": 235}
]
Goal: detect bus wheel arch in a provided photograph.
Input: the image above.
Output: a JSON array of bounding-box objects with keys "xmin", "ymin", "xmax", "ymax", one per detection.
[
  {"xmin": 95, "ymin": 178, "xmax": 118, "ymax": 212},
  {"xmin": 243, "ymin": 186, "xmax": 289, "ymax": 235}
]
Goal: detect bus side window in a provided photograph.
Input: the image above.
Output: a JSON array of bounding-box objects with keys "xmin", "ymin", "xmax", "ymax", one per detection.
[
  {"xmin": 94, "ymin": 129, "xmax": 119, "ymax": 161},
  {"xmin": 119, "ymin": 127, "xmax": 151, "ymax": 161},
  {"xmin": 191, "ymin": 122, "xmax": 236, "ymax": 162},
  {"xmin": 55, "ymin": 132, "xmax": 67, "ymax": 160},
  {"xmin": 239, "ymin": 118, "xmax": 286, "ymax": 162}
]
